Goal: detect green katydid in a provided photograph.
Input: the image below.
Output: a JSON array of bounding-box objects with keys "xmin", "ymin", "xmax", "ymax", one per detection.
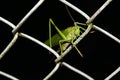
[{"xmin": 44, "ymin": 18, "xmax": 86, "ymax": 57}]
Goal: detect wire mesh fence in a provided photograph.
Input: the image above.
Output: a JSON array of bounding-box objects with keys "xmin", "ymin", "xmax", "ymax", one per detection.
[{"xmin": 0, "ymin": 0, "xmax": 120, "ymax": 80}]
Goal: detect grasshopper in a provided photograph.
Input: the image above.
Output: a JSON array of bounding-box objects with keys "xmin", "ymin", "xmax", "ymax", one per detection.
[{"xmin": 44, "ymin": 18, "xmax": 86, "ymax": 57}]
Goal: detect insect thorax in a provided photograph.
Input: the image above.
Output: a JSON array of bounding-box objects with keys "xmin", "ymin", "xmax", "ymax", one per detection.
[{"xmin": 64, "ymin": 26, "xmax": 80, "ymax": 41}]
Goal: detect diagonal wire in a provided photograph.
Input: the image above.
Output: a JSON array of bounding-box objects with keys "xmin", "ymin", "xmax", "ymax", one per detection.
[
  {"xmin": 0, "ymin": 33, "xmax": 18, "ymax": 60},
  {"xmin": 18, "ymin": 33, "xmax": 59, "ymax": 58},
  {"xmin": 0, "ymin": 17, "xmax": 16, "ymax": 29},
  {"xmin": 0, "ymin": 71, "xmax": 19, "ymax": 80},
  {"xmin": 104, "ymin": 66, "xmax": 120, "ymax": 80},
  {"xmin": 43, "ymin": 62, "xmax": 61, "ymax": 80},
  {"xmin": 62, "ymin": 62, "xmax": 94, "ymax": 80},
  {"xmin": 0, "ymin": 17, "xmax": 18, "ymax": 60},
  {"xmin": 12, "ymin": 0, "xmax": 45, "ymax": 34}
]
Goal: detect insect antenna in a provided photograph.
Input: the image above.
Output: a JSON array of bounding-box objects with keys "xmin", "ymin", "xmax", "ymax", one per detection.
[
  {"xmin": 65, "ymin": 5, "xmax": 76, "ymax": 24},
  {"xmin": 65, "ymin": 5, "xmax": 82, "ymax": 28}
]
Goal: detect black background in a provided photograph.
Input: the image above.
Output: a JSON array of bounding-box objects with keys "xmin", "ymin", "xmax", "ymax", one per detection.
[{"xmin": 0, "ymin": 0, "xmax": 120, "ymax": 80}]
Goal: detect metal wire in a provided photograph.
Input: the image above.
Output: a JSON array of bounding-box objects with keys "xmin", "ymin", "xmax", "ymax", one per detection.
[{"xmin": 0, "ymin": 0, "xmax": 119, "ymax": 80}]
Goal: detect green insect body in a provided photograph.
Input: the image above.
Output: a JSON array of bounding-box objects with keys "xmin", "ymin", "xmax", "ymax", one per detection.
[{"xmin": 45, "ymin": 18, "xmax": 85, "ymax": 57}]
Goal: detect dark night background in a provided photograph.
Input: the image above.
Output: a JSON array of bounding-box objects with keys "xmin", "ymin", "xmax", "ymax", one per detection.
[{"xmin": 0, "ymin": 0, "xmax": 120, "ymax": 80}]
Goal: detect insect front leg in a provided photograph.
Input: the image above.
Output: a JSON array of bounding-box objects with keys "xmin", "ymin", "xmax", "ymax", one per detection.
[
  {"xmin": 71, "ymin": 41, "xmax": 83, "ymax": 57},
  {"xmin": 74, "ymin": 22, "xmax": 86, "ymax": 32}
]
